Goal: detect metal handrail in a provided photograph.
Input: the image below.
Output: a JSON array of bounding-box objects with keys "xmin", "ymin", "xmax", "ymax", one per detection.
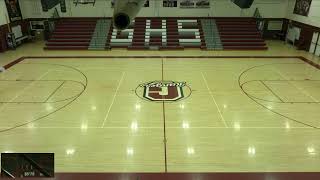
[
  {"xmin": 253, "ymin": 8, "xmax": 264, "ymax": 33},
  {"xmin": 1, "ymin": 168, "xmax": 15, "ymax": 178},
  {"xmin": 52, "ymin": 7, "xmax": 60, "ymax": 19}
]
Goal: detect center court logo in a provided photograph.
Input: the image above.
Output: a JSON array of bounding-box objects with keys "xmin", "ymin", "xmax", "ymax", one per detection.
[{"xmin": 135, "ymin": 81, "xmax": 192, "ymax": 102}]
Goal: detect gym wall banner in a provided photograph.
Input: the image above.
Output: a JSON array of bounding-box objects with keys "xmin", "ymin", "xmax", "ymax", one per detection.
[
  {"xmin": 5, "ymin": 0, "xmax": 22, "ymax": 22},
  {"xmin": 180, "ymin": 0, "xmax": 210, "ymax": 9},
  {"xmin": 195, "ymin": 0, "xmax": 210, "ymax": 8},
  {"xmin": 293, "ymin": 0, "xmax": 312, "ymax": 16},
  {"xmin": 111, "ymin": 0, "xmax": 150, "ymax": 8},
  {"xmin": 111, "ymin": 0, "xmax": 115, "ymax": 8},
  {"xmin": 144, "ymin": 0, "xmax": 150, "ymax": 7},
  {"xmin": 163, "ymin": 0, "xmax": 178, "ymax": 7}
]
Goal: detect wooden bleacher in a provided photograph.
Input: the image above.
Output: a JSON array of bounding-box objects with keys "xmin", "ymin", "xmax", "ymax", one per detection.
[
  {"xmin": 44, "ymin": 17, "xmax": 268, "ymax": 51},
  {"xmin": 45, "ymin": 18, "xmax": 97, "ymax": 50},
  {"xmin": 215, "ymin": 18, "xmax": 267, "ymax": 50}
]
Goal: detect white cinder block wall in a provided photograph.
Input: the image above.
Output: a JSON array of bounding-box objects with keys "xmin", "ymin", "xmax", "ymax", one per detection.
[
  {"xmin": 14, "ymin": 0, "xmax": 320, "ymax": 28},
  {"xmin": 19, "ymin": 0, "xmax": 288, "ymax": 18},
  {"xmin": 0, "ymin": 0, "xmax": 10, "ymax": 25},
  {"xmin": 286, "ymin": 0, "xmax": 320, "ymax": 27}
]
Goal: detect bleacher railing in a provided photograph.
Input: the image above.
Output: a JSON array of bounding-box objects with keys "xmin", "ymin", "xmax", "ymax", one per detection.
[
  {"xmin": 45, "ymin": 8, "xmax": 60, "ymax": 40},
  {"xmin": 253, "ymin": 8, "xmax": 264, "ymax": 34}
]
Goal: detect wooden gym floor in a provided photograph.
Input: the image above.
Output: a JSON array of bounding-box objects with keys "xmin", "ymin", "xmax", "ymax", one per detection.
[{"xmin": 0, "ymin": 41, "xmax": 319, "ymax": 174}]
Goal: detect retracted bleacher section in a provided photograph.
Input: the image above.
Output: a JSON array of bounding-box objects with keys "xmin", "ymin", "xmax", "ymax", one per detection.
[
  {"xmin": 215, "ymin": 18, "xmax": 267, "ymax": 50},
  {"xmin": 45, "ymin": 18, "xmax": 97, "ymax": 50},
  {"xmin": 44, "ymin": 17, "xmax": 267, "ymax": 50}
]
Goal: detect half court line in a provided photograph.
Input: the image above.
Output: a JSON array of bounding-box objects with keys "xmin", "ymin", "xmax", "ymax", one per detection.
[
  {"xmin": 201, "ymin": 72, "xmax": 229, "ymax": 128},
  {"xmin": 101, "ymin": 72, "xmax": 126, "ymax": 127},
  {"xmin": 162, "ymin": 58, "xmax": 168, "ymax": 173}
]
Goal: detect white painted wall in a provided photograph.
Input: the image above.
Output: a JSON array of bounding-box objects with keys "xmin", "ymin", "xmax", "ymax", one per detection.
[
  {"xmin": 0, "ymin": 0, "xmax": 10, "ymax": 25},
  {"xmin": 286, "ymin": 0, "xmax": 320, "ymax": 28},
  {"xmin": 212, "ymin": 0, "xmax": 287, "ymax": 18},
  {"xmin": 19, "ymin": 0, "xmax": 288, "ymax": 19},
  {"xmin": 19, "ymin": 0, "xmax": 62, "ymax": 18}
]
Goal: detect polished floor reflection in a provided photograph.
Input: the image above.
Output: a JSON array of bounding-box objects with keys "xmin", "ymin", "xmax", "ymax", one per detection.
[{"xmin": 0, "ymin": 56, "xmax": 319, "ymax": 172}]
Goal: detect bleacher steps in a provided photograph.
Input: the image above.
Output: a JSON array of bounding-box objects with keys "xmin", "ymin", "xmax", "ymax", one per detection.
[
  {"xmin": 200, "ymin": 19, "xmax": 223, "ymax": 50},
  {"xmin": 88, "ymin": 19, "xmax": 112, "ymax": 50}
]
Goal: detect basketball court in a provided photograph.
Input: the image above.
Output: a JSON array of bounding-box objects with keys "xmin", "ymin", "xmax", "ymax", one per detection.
[
  {"xmin": 0, "ymin": 51, "xmax": 319, "ymax": 173},
  {"xmin": 1, "ymin": 0, "xmax": 320, "ymax": 179}
]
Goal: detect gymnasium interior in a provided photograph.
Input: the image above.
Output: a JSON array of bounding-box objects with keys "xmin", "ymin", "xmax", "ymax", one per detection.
[{"xmin": 0, "ymin": 0, "xmax": 320, "ymax": 179}]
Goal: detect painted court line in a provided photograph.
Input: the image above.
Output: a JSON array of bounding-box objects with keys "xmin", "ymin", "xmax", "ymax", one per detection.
[
  {"xmin": 201, "ymin": 72, "xmax": 228, "ymax": 128},
  {"xmin": 0, "ymin": 70, "xmax": 51, "ymax": 112},
  {"xmin": 101, "ymin": 72, "xmax": 126, "ymax": 128},
  {"xmin": 44, "ymin": 81, "xmax": 65, "ymax": 102},
  {"xmin": 260, "ymin": 80, "xmax": 285, "ymax": 102},
  {"xmin": 275, "ymin": 70, "xmax": 319, "ymax": 102},
  {"xmin": 0, "ymin": 126, "xmax": 313, "ymax": 129}
]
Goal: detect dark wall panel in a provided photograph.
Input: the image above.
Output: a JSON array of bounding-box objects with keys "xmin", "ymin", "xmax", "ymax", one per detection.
[
  {"xmin": 60, "ymin": 0, "xmax": 66, "ymax": 13},
  {"xmin": 41, "ymin": 0, "xmax": 60, "ymax": 12},
  {"xmin": 231, "ymin": 0, "xmax": 254, "ymax": 9}
]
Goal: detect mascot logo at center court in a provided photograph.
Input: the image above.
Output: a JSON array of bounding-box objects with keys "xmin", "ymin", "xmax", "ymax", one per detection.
[{"xmin": 136, "ymin": 81, "xmax": 191, "ymax": 102}]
